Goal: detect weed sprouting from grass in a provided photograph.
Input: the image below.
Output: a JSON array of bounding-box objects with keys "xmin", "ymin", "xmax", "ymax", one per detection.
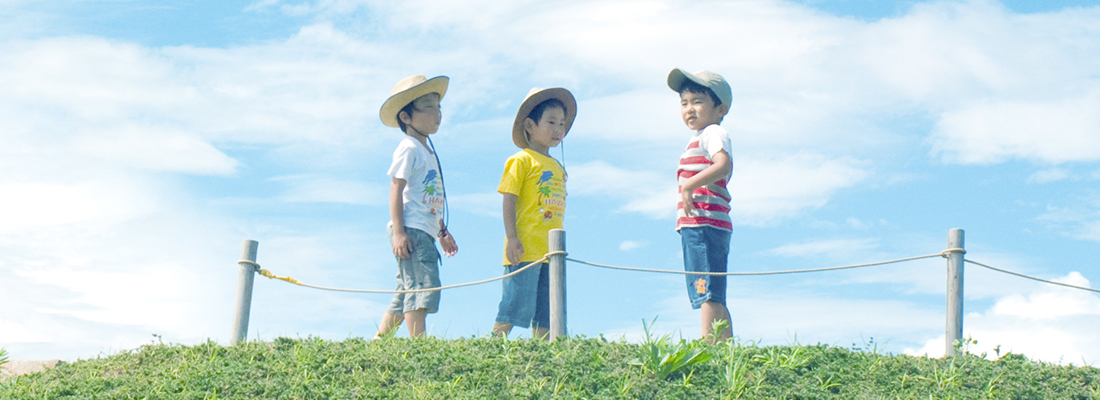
[
  {"xmin": 0, "ymin": 348, "xmax": 8, "ymax": 371},
  {"xmin": 851, "ymin": 335, "xmax": 888, "ymax": 354},
  {"xmin": 754, "ymin": 345, "xmax": 809, "ymax": 370},
  {"xmin": 629, "ymin": 317, "xmax": 713, "ymax": 380},
  {"xmin": 718, "ymin": 340, "xmax": 755, "ymax": 399},
  {"xmin": 707, "ymin": 319, "xmax": 731, "ymax": 345}
]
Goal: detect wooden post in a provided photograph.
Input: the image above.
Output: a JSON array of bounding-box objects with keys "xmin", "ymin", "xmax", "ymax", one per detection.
[
  {"xmin": 232, "ymin": 240, "xmax": 259, "ymax": 345},
  {"xmin": 549, "ymin": 229, "xmax": 567, "ymax": 341},
  {"xmin": 945, "ymin": 229, "xmax": 965, "ymax": 356}
]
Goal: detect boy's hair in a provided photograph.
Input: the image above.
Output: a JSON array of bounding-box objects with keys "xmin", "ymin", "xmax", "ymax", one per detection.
[
  {"xmin": 679, "ymin": 79, "xmax": 723, "ymax": 107},
  {"xmin": 397, "ymin": 101, "xmax": 417, "ymax": 133},
  {"xmin": 527, "ymin": 98, "xmax": 567, "ymax": 126}
]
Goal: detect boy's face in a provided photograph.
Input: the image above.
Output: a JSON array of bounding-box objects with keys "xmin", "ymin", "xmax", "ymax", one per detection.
[
  {"xmin": 402, "ymin": 93, "xmax": 442, "ymax": 135},
  {"xmin": 680, "ymin": 90, "xmax": 729, "ymax": 131},
  {"xmin": 525, "ymin": 106, "xmax": 567, "ymax": 150}
]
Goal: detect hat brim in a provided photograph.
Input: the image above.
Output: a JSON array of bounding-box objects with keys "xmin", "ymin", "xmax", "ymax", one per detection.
[
  {"xmin": 668, "ymin": 68, "xmax": 733, "ymax": 106},
  {"xmin": 511, "ymin": 88, "xmax": 578, "ymax": 149},
  {"xmin": 667, "ymin": 68, "xmax": 696, "ymax": 93},
  {"xmin": 379, "ymin": 76, "xmax": 449, "ymax": 128}
]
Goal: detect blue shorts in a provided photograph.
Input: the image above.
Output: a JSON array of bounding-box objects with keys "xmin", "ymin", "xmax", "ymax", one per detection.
[
  {"xmin": 385, "ymin": 227, "xmax": 441, "ymax": 315},
  {"xmin": 494, "ymin": 262, "xmax": 550, "ymax": 329},
  {"xmin": 680, "ymin": 226, "xmax": 731, "ymax": 309}
]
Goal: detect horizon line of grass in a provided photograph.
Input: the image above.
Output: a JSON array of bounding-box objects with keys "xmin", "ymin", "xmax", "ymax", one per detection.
[{"xmin": 2, "ymin": 332, "xmax": 1098, "ymax": 399}]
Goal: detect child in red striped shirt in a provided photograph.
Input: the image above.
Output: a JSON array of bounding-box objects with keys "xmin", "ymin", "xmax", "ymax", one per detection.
[{"xmin": 668, "ymin": 68, "xmax": 734, "ymax": 342}]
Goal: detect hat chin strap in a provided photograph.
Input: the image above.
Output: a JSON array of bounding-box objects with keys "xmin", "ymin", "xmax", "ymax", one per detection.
[{"xmin": 406, "ymin": 124, "xmax": 429, "ymax": 141}]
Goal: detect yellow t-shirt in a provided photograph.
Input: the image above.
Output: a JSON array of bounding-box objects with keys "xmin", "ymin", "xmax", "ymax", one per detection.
[{"xmin": 498, "ymin": 149, "xmax": 567, "ymax": 265}]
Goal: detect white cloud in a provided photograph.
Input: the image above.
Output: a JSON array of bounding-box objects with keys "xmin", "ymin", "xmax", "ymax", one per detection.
[
  {"xmin": 619, "ymin": 240, "xmax": 645, "ymax": 251},
  {"xmin": 567, "ymin": 154, "xmax": 870, "ymax": 224},
  {"xmin": 0, "ymin": 181, "xmax": 156, "ymax": 231},
  {"xmin": 930, "ymin": 95, "xmax": 1100, "ymax": 165},
  {"xmin": 1038, "ymin": 204, "xmax": 1100, "ymax": 243},
  {"xmin": 567, "ymin": 160, "xmax": 675, "ymax": 218},
  {"xmin": 768, "ymin": 238, "xmax": 879, "ymax": 258},
  {"xmin": 730, "ymin": 154, "xmax": 871, "ymax": 225},
  {"xmin": 906, "ymin": 272, "xmax": 1100, "ymax": 364},
  {"xmin": 1028, "ymin": 168, "xmax": 1071, "ymax": 184},
  {"xmin": 448, "ymin": 192, "xmax": 502, "ymax": 218},
  {"xmin": 0, "ymin": 211, "xmax": 242, "ymax": 360},
  {"xmin": 271, "ymin": 175, "xmax": 386, "ymax": 205},
  {"xmin": 0, "ymin": 319, "xmax": 45, "ymax": 343}
]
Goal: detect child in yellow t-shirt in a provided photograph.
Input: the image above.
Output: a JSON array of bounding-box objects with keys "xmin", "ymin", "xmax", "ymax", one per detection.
[{"xmin": 491, "ymin": 87, "xmax": 576, "ymax": 339}]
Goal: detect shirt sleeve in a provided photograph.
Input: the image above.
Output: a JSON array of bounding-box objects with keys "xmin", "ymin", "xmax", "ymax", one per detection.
[
  {"xmin": 699, "ymin": 125, "xmax": 732, "ymax": 158},
  {"xmin": 497, "ymin": 153, "xmax": 528, "ymax": 195},
  {"xmin": 387, "ymin": 141, "xmax": 419, "ymax": 181}
]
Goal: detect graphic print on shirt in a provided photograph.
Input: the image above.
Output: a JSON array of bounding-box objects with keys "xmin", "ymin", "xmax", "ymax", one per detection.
[
  {"xmin": 537, "ymin": 170, "xmax": 566, "ymax": 221},
  {"xmin": 421, "ymin": 169, "xmax": 444, "ymax": 217}
]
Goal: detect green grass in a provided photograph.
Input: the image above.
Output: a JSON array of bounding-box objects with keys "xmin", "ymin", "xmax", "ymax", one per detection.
[{"xmin": 1, "ymin": 336, "xmax": 1098, "ymax": 399}]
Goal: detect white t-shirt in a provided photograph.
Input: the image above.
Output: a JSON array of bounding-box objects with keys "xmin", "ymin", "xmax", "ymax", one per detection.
[
  {"xmin": 387, "ymin": 137, "xmax": 444, "ymax": 236},
  {"xmin": 697, "ymin": 124, "xmax": 733, "ymax": 162}
]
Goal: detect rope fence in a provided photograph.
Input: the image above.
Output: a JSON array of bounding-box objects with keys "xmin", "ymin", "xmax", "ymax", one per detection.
[
  {"xmin": 240, "ymin": 248, "xmax": 1096, "ymax": 293},
  {"xmin": 231, "ymin": 229, "xmax": 1099, "ymax": 349},
  {"xmin": 565, "ymin": 250, "xmax": 961, "ymax": 276},
  {"xmin": 239, "ymin": 251, "xmax": 564, "ymax": 294},
  {"xmin": 965, "ymin": 259, "xmax": 1100, "ymax": 294}
]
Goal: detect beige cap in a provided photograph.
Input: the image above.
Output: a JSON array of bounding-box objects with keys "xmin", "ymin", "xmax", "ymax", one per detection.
[
  {"xmin": 667, "ymin": 68, "xmax": 732, "ymax": 106},
  {"xmin": 511, "ymin": 87, "xmax": 577, "ymax": 148},
  {"xmin": 379, "ymin": 75, "xmax": 449, "ymax": 128}
]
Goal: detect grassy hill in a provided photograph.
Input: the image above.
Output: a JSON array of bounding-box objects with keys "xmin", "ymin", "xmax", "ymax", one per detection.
[{"xmin": 2, "ymin": 334, "xmax": 1098, "ymax": 399}]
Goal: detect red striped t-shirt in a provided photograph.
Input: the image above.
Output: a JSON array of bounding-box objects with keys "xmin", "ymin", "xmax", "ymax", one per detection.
[{"xmin": 676, "ymin": 124, "xmax": 733, "ymax": 231}]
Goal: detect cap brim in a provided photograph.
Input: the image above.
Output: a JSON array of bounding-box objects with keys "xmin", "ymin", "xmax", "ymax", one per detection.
[
  {"xmin": 379, "ymin": 76, "xmax": 449, "ymax": 128},
  {"xmin": 511, "ymin": 88, "xmax": 578, "ymax": 148},
  {"xmin": 668, "ymin": 68, "xmax": 700, "ymax": 93}
]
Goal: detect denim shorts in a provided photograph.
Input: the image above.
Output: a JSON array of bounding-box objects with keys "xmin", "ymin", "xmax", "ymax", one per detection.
[
  {"xmin": 494, "ymin": 262, "xmax": 550, "ymax": 329},
  {"xmin": 385, "ymin": 227, "xmax": 441, "ymax": 315},
  {"xmin": 681, "ymin": 226, "xmax": 731, "ymax": 309}
]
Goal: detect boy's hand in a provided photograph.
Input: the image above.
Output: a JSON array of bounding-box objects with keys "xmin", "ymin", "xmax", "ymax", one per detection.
[
  {"xmin": 392, "ymin": 230, "xmax": 413, "ymax": 259},
  {"xmin": 440, "ymin": 233, "xmax": 458, "ymax": 257},
  {"xmin": 505, "ymin": 236, "xmax": 524, "ymax": 266},
  {"xmin": 680, "ymin": 187, "xmax": 697, "ymax": 216}
]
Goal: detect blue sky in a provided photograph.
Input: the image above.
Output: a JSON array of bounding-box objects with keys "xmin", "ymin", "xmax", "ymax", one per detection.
[{"xmin": 2, "ymin": 0, "xmax": 1099, "ymax": 364}]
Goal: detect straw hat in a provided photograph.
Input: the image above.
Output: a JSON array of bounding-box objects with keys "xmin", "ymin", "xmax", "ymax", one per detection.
[
  {"xmin": 379, "ymin": 75, "xmax": 449, "ymax": 128},
  {"xmin": 511, "ymin": 87, "xmax": 577, "ymax": 148},
  {"xmin": 667, "ymin": 68, "xmax": 732, "ymax": 107}
]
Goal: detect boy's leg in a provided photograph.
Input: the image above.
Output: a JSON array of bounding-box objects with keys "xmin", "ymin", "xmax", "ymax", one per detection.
[
  {"xmin": 399, "ymin": 228, "xmax": 440, "ymax": 338},
  {"xmin": 702, "ymin": 225, "xmax": 733, "ymax": 342},
  {"xmin": 379, "ymin": 224, "xmax": 412, "ymax": 338},
  {"xmin": 700, "ymin": 301, "xmax": 732, "ymax": 342},
  {"xmin": 492, "ymin": 322, "xmax": 513, "ymax": 337},
  {"xmin": 531, "ymin": 327, "xmax": 550, "ymax": 340},
  {"xmin": 404, "ymin": 309, "xmax": 427, "ymax": 337},
  {"xmin": 531, "ymin": 263, "xmax": 551, "ymax": 341},
  {"xmin": 375, "ymin": 311, "xmax": 404, "ymax": 338},
  {"xmin": 681, "ymin": 226, "xmax": 732, "ymax": 341},
  {"xmin": 493, "ymin": 262, "xmax": 541, "ymax": 335}
]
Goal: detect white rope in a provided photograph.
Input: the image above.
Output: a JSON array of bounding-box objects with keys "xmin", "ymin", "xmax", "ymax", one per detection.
[
  {"xmin": 566, "ymin": 250, "xmax": 955, "ymax": 276},
  {"xmin": 965, "ymin": 259, "xmax": 1100, "ymax": 294},
  {"xmin": 240, "ymin": 251, "xmax": 566, "ymax": 294},
  {"xmin": 243, "ymin": 245, "xmax": 1098, "ymax": 296}
]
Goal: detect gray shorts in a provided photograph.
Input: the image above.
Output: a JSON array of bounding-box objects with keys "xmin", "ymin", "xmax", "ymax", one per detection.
[{"xmin": 385, "ymin": 227, "xmax": 441, "ymax": 315}]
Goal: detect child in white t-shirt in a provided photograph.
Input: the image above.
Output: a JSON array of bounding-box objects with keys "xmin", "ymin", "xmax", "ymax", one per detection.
[{"xmin": 374, "ymin": 75, "xmax": 458, "ymax": 338}]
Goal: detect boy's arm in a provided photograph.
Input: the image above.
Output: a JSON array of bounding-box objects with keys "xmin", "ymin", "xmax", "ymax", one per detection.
[
  {"xmin": 390, "ymin": 177, "xmax": 413, "ymax": 259},
  {"xmin": 502, "ymin": 193, "xmax": 523, "ymax": 266},
  {"xmin": 439, "ymin": 222, "xmax": 458, "ymax": 257},
  {"xmin": 680, "ymin": 150, "xmax": 732, "ymax": 216}
]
